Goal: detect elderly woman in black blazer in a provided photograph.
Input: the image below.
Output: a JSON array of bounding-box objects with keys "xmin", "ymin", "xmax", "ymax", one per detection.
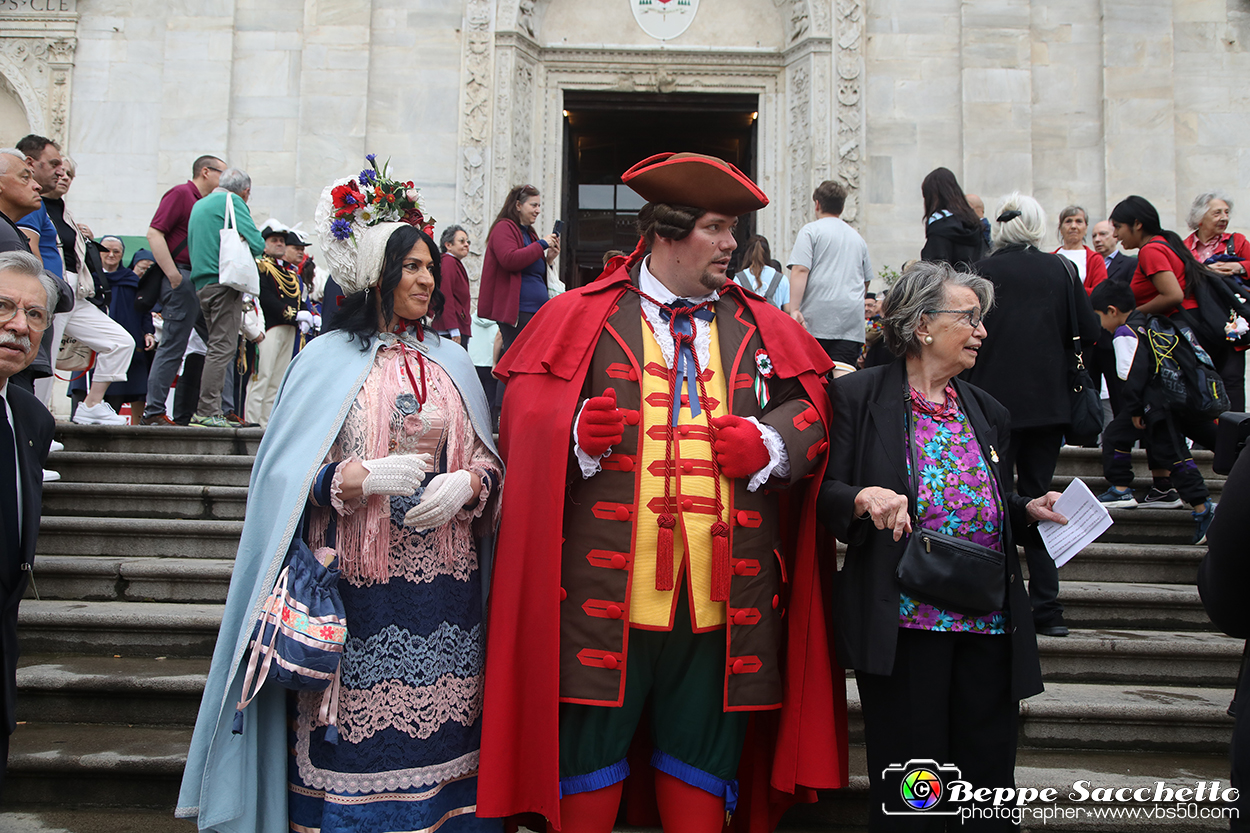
[{"xmin": 820, "ymin": 261, "xmax": 1064, "ymax": 830}]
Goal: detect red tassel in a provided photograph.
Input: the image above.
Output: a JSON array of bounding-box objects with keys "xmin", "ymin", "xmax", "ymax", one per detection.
[
  {"xmin": 710, "ymin": 520, "xmax": 731, "ymax": 602},
  {"xmin": 656, "ymin": 514, "xmax": 676, "ymax": 591}
]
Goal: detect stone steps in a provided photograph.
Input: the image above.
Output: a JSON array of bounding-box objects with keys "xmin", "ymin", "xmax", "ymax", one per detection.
[
  {"xmin": 1037, "ymin": 629, "xmax": 1242, "ymax": 687},
  {"xmin": 1100, "ymin": 507, "xmax": 1210, "ymax": 545},
  {"xmin": 41, "ymin": 482, "xmax": 248, "ymax": 521},
  {"xmin": 48, "ymin": 452, "xmax": 254, "ymax": 487},
  {"xmin": 3, "ymin": 429, "xmax": 1239, "ymax": 831},
  {"xmin": 781, "ymin": 746, "xmax": 1233, "ymax": 832},
  {"xmin": 17, "ymin": 600, "xmax": 223, "ymax": 656},
  {"xmin": 1040, "ymin": 543, "xmax": 1203, "ymax": 585},
  {"xmin": 36, "ymin": 517, "xmax": 244, "ymax": 560},
  {"xmin": 1052, "ymin": 473, "xmax": 1224, "ymax": 501},
  {"xmin": 843, "ymin": 679, "xmax": 1235, "ymax": 754},
  {"xmin": 16, "ymin": 655, "xmax": 209, "ymax": 726},
  {"xmin": 26, "ymin": 556, "xmax": 235, "ymax": 603},
  {"xmin": 4, "ymin": 723, "xmax": 191, "ymax": 809},
  {"xmin": 0, "ymin": 808, "xmax": 197, "ymax": 833},
  {"xmin": 1052, "ymin": 447, "xmax": 1219, "ymax": 481},
  {"xmin": 1058, "ymin": 581, "xmax": 1210, "ymax": 631},
  {"xmin": 54, "ymin": 423, "xmax": 262, "ymax": 456}
]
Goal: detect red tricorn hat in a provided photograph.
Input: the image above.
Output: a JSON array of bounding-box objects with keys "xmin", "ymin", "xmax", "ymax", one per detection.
[{"xmin": 621, "ymin": 152, "xmax": 769, "ymax": 216}]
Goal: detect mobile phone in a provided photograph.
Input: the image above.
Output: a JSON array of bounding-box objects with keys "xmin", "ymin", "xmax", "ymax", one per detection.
[{"xmin": 552, "ymin": 220, "xmax": 564, "ymax": 237}]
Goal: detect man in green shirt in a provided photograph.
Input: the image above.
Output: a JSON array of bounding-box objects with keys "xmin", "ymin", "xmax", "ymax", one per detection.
[{"xmin": 186, "ymin": 168, "xmax": 263, "ymax": 427}]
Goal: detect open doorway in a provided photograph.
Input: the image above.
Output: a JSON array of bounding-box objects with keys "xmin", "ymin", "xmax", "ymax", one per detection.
[{"xmin": 560, "ymin": 91, "xmax": 758, "ymax": 288}]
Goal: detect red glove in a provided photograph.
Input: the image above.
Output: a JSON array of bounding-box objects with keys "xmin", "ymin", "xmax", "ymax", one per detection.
[
  {"xmin": 711, "ymin": 414, "xmax": 770, "ymax": 480},
  {"xmin": 577, "ymin": 388, "xmax": 624, "ymax": 457}
]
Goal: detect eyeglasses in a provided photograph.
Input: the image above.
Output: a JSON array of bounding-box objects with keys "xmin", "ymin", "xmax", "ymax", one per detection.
[
  {"xmin": 925, "ymin": 308, "xmax": 983, "ymax": 329},
  {"xmin": 0, "ymin": 297, "xmax": 51, "ymax": 331},
  {"xmin": 206, "ymin": 166, "xmax": 225, "ymax": 174}
]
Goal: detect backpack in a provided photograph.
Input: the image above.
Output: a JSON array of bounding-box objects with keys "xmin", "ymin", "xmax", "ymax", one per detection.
[
  {"xmin": 1144, "ymin": 315, "xmax": 1229, "ymax": 419},
  {"xmin": 1142, "ymin": 239, "xmax": 1250, "ymax": 351}
]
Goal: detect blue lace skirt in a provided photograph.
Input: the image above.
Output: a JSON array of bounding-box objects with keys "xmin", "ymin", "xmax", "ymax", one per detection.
[{"xmin": 287, "ymin": 543, "xmax": 500, "ymax": 833}]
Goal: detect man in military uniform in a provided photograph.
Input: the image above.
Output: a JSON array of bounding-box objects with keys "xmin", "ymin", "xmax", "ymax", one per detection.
[
  {"xmin": 244, "ymin": 223, "xmax": 302, "ymax": 428},
  {"xmin": 480, "ymin": 153, "xmax": 847, "ymax": 832}
]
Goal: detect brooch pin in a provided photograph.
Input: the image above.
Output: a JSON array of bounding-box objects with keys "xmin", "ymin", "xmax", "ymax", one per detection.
[
  {"xmin": 396, "ymin": 393, "xmax": 419, "ymax": 415},
  {"xmin": 990, "ymin": 445, "xmax": 999, "ymax": 464},
  {"xmin": 754, "ymin": 349, "xmax": 774, "ymax": 409}
]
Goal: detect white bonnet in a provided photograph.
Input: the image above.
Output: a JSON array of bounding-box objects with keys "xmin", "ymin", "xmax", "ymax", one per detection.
[{"xmin": 314, "ymin": 179, "xmax": 407, "ymax": 294}]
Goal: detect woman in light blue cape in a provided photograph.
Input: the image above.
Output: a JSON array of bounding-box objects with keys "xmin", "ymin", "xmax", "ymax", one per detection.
[{"xmin": 177, "ymin": 219, "xmax": 503, "ymax": 832}]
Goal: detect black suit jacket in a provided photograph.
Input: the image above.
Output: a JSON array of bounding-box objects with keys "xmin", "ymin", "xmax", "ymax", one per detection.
[
  {"xmin": 1105, "ymin": 252, "xmax": 1137, "ymax": 285},
  {"xmin": 819, "ymin": 360, "xmax": 1044, "ymax": 700},
  {"xmin": 2, "ymin": 382, "xmax": 53, "ymax": 734}
]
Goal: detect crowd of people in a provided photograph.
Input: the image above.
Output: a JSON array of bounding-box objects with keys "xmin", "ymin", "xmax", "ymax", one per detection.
[
  {"xmin": 0, "ymin": 137, "xmax": 326, "ymax": 445},
  {"xmin": 2, "ymin": 138, "xmax": 1249, "ymax": 831}
]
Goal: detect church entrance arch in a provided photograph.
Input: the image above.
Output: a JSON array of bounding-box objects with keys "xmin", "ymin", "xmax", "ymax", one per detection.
[{"xmin": 560, "ymin": 91, "xmax": 758, "ymax": 287}]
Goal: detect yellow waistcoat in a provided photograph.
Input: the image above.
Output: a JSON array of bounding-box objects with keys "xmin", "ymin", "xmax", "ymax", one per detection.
[{"xmin": 630, "ymin": 316, "xmax": 730, "ymax": 631}]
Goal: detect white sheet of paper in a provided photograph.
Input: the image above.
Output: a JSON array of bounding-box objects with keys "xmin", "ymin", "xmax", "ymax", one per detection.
[{"xmin": 1037, "ymin": 477, "xmax": 1113, "ymax": 568}]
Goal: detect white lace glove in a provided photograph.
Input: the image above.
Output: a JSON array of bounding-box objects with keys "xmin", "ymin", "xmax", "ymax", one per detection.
[
  {"xmin": 360, "ymin": 453, "xmax": 432, "ymax": 497},
  {"xmin": 402, "ymin": 470, "xmax": 476, "ymax": 530}
]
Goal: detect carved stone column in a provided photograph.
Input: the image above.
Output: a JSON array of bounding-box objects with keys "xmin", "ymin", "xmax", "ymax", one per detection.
[
  {"xmin": 455, "ymin": 0, "xmax": 496, "ymax": 287},
  {"xmin": 0, "ymin": 0, "xmax": 78, "ymax": 148}
]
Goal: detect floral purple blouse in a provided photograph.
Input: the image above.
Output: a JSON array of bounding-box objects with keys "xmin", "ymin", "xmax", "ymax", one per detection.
[{"xmin": 899, "ymin": 384, "xmax": 1007, "ymax": 635}]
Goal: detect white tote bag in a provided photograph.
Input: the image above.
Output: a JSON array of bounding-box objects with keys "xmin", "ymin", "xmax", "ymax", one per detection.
[{"xmin": 219, "ymin": 194, "xmax": 261, "ymax": 295}]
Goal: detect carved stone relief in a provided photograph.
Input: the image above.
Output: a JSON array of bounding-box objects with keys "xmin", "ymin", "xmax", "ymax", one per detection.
[
  {"xmin": 789, "ymin": 0, "xmax": 810, "ymax": 42},
  {"xmin": 468, "ymin": 0, "xmax": 864, "ymax": 262},
  {"xmin": 788, "ymin": 62, "xmax": 812, "ymax": 238},
  {"xmin": 0, "ymin": 35, "xmax": 75, "ymax": 147},
  {"xmin": 456, "ymin": 0, "xmax": 494, "ymax": 283},
  {"xmin": 834, "ymin": 0, "xmax": 864, "ymax": 223}
]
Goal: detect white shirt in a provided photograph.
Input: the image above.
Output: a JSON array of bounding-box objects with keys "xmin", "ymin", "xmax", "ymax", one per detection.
[
  {"xmin": 1057, "ymin": 247, "xmax": 1087, "ymax": 282},
  {"xmin": 573, "ymin": 258, "xmax": 789, "ymax": 491}
]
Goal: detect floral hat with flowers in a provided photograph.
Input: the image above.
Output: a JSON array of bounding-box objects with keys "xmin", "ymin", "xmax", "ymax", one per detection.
[{"xmin": 314, "ymin": 154, "xmax": 436, "ymax": 294}]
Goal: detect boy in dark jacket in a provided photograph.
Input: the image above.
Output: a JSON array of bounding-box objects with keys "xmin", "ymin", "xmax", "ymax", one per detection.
[{"xmin": 1093, "ymin": 280, "xmax": 1217, "ymax": 543}]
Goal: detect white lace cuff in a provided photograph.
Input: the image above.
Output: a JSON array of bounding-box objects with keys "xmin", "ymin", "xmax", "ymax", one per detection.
[
  {"xmin": 747, "ymin": 418, "xmax": 789, "ymax": 492},
  {"xmin": 456, "ymin": 467, "xmax": 494, "ymax": 521},
  {"xmin": 330, "ymin": 456, "xmax": 368, "ymax": 515},
  {"xmin": 572, "ymin": 399, "xmax": 610, "ymax": 479}
]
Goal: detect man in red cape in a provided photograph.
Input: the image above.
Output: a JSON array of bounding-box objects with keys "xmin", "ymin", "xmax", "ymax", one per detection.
[{"xmin": 479, "ymin": 153, "xmax": 847, "ymax": 832}]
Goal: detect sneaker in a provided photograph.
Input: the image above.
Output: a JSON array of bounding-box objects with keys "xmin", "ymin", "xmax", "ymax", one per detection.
[
  {"xmin": 139, "ymin": 413, "xmax": 179, "ymax": 426},
  {"xmin": 191, "ymin": 414, "xmax": 233, "ymax": 428},
  {"xmin": 72, "ymin": 401, "xmax": 128, "ymax": 426},
  {"xmin": 48, "ymin": 439, "xmax": 64, "ymax": 453},
  {"xmin": 1097, "ymin": 486, "xmax": 1138, "ymax": 509},
  {"xmin": 42, "ymin": 469, "xmax": 60, "ymax": 482},
  {"xmin": 1141, "ymin": 487, "xmax": 1184, "ymax": 509},
  {"xmin": 1192, "ymin": 504, "xmax": 1215, "ymax": 546}
]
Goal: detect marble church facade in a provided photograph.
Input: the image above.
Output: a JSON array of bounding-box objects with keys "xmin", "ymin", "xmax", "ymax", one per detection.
[{"xmin": 1, "ymin": 0, "xmax": 1247, "ymax": 281}]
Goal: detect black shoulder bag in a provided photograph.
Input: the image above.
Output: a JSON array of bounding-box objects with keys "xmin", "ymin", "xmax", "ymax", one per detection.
[
  {"xmin": 894, "ymin": 395, "xmax": 1008, "ymax": 617},
  {"xmin": 1059, "ymin": 255, "xmax": 1103, "ymax": 443},
  {"xmin": 134, "ymin": 237, "xmax": 186, "ymax": 314}
]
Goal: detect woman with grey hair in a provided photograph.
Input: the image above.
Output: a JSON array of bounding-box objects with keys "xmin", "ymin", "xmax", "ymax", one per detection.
[
  {"xmin": 1053, "ymin": 205, "xmax": 1108, "ymax": 291},
  {"xmin": 1184, "ymin": 190, "xmax": 1250, "ymax": 411},
  {"xmin": 432, "ymin": 223, "xmax": 472, "ymax": 347},
  {"xmin": 820, "ymin": 260, "xmax": 1064, "ymax": 828},
  {"xmin": 1184, "ymin": 190, "xmax": 1249, "ymax": 279},
  {"xmin": 964, "ymin": 192, "xmax": 1100, "ymax": 640}
]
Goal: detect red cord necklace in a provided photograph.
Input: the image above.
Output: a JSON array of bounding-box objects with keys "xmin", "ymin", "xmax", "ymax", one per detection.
[{"xmin": 396, "ymin": 321, "xmax": 428, "ymax": 410}]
